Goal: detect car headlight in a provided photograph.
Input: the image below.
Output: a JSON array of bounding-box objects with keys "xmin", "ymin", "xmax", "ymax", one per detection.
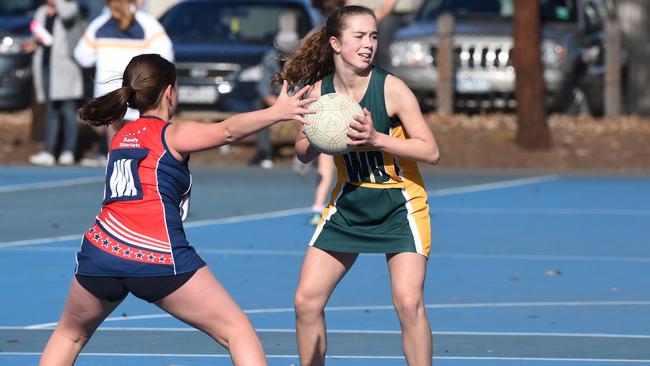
[
  {"xmin": 541, "ymin": 40, "xmax": 565, "ymax": 68},
  {"xmin": 0, "ymin": 35, "xmax": 36, "ymax": 55},
  {"xmin": 390, "ymin": 40, "xmax": 432, "ymax": 67},
  {"xmin": 238, "ymin": 64, "xmax": 262, "ymax": 82}
]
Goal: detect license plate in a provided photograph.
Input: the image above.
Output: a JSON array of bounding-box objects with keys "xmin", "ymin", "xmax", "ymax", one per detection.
[
  {"xmin": 178, "ymin": 85, "xmax": 218, "ymax": 104},
  {"xmin": 455, "ymin": 77, "xmax": 491, "ymax": 93}
]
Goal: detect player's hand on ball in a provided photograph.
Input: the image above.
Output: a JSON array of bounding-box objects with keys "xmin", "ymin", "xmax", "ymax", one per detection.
[
  {"xmin": 348, "ymin": 108, "xmax": 377, "ymax": 147},
  {"xmin": 272, "ymin": 80, "xmax": 316, "ymax": 124}
]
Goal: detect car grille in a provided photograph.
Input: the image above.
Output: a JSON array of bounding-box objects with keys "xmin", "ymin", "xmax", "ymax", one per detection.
[
  {"xmin": 431, "ymin": 43, "xmax": 513, "ymax": 70},
  {"xmin": 176, "ymin": 62, "xmax": 240, "ymax": 81}
]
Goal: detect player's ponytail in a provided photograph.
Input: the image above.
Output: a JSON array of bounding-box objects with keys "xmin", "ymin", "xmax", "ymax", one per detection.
[
  {"xmin": 276, "ymin": 5, "xmax": 375, "ymax": 89},
  {"xmin": 275, "ymin": 26, "xmax": 332, "ymax": 88},
  {"xmin": 78, "ymin": 54, "xmax": 177, "ymax": 127},
  {"xmin": 78, "ymin": 86, "xmax": 131, "ymax": 127}
]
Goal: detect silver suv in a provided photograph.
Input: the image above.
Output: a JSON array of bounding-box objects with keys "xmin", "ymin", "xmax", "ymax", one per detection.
[{"xmin": 388, "ymin": 0, "xmax": 615, "ymax": 115}]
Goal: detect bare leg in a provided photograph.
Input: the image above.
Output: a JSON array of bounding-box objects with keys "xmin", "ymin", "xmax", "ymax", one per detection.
[
  {"xmin": 386, "ymin": 252, "xmax": 432, "ymax": 366},
  {"xmin": 312, "ymin": 154, "xmax": 336, "ymax": 210},
  {"xmin": 155, "ymin": 267, "xmax": 266, "ymax": 366},
  {"xmin": 39, "ymin": 278, "xmax": 122, "ymax": 366},
  {"xmin": 294, "ymin": 247, "xmax": 357, "ymax": 366}
]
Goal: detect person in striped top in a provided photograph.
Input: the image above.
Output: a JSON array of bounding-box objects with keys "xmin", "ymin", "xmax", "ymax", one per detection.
[{"xmin": 74, "ymin": 0, "xmax": 174, "ymax": 167}]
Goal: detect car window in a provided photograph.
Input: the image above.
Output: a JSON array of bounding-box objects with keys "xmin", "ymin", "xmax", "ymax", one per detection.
[
  {"xmin": 160, "ymin": 2, "xmax": 312, "ymax": 45},
  {"xmin": 418, "ymin": 0, "xmax": 577, "ymax": 23}
]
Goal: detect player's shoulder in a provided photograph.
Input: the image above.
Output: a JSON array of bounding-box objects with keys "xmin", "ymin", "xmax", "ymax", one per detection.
[
  {"xmin": 134, "ymin": 11, "xmax": 165, "ymax": 32},
  {"xmin": 86, "ymin": 12, "xmax": 111, "ymax": 33},
  {"xmin": 383, "ymin": 73, "xmax": 408, "ymax": 90},
  {"xmin": 309, "ymin": 80, "xmax": 324, "ymax": 98}
]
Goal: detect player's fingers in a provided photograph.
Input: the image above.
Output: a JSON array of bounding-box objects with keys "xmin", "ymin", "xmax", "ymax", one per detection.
[
  {"xmin": 348, "ymin": 120, "xmax": 364, "ymax": 132},
  {"xmin": 295, "ymin": 116, "xmax": 309, "ymax": 125},
  {"xmin": 296, "ymin": 107, "xmax": 315, "ymax": 115},
  {"xmin": 347, "ymin": 128, "xmax": 367, "ymax": 141},
  {"xmin": 346, "ymin": 136, "xmax": 365, "ymax": 145},
  {"xmin": 279, "ymin": 80, "xmax": 288, "ymax": 95},
  {"xmin": 293, "ymin": 84, "xmax": 312, "ymax": 99},
  {"xmin": 299, "ymin": 97, "xmax": 317, "ymax": 106},
  {"xmin": 352, "ymin": 115, "xmax": 367, "ymax": 124}
]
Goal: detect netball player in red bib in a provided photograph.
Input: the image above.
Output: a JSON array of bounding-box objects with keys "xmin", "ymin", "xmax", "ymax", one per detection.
[{"xmin": 39, "ymin": 53, "xmax": 314, "ymax": 366}]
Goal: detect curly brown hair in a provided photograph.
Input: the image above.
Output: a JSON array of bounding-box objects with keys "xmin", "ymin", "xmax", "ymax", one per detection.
[{"xmin": 274, "ymin": 5, "xmax": 375, "ymax": 89}]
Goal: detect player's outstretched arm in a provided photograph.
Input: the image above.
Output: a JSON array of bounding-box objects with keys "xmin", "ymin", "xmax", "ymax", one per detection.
[
  {"xmin": 166, "ymin": 82, "xmax": 314, "ymax": 154},
  {"xmin": 348, "ymin": 76, "xmax": 440, "ymax": 165}
]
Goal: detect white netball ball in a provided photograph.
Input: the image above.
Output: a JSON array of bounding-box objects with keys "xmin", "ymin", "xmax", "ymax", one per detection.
[{"xmin": 303, "ymin": 93, "xmax": 363, "ymax": 155}]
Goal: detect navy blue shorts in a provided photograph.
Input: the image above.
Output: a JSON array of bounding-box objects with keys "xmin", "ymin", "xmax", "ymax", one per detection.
[{"xmin": 75, "ymin": 269, "xmax": 199, "ymax": 303}]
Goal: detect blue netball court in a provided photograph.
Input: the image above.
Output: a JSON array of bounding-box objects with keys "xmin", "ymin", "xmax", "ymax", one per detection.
[{"xmin": 1, "ymin": 165, "xmax": 649, "ymax": 365}]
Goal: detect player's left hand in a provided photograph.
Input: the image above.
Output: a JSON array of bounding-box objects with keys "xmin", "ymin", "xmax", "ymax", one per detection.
[
  {"xmin": 272, "ymin": 81, "xmax": 316, "ymax": 124},
  {"xmin": 348, "ymin": 108, "xmax": 377, "ymax": 147}
]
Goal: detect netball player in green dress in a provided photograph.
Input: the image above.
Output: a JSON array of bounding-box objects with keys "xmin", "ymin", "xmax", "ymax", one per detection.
[{"xmin": 276, "ymin": 5, "xmax": 440, "ymax": 366}]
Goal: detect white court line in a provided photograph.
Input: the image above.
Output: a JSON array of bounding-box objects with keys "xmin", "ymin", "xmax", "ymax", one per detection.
[
  {"xmin": 0, "ymin": 175, "xmax": 558, "ymax": 249},
  {"xmin": 183, "ymin": 207, "xmax": 312, "ymax": 228},
  {"xmin": 24, "ymin": 300, "xmax": 650, "ymax": 329},
  {"xmin": 430, "ymin": 207, "xmax": 650, "ymax": 216},
  {"xmin": 1, "ymin": 353, "xmax": 650, "ymax": 363},
  {"xmin": 7, "ymin": 245, "xmax": 650, "ymax": 264},
  {"xmin": 9, "ymin": 325, "xmax": 650, "ymax": 339},
  {"xmin": 0, "ymin": 234, "xmax": 81, "ymax": 249},
  {"xmin": 15, "ymin": 326, "xmax": 650, "ymax": 340},
  {"xmin": 0, "ymin": 176, "xmax": 104, "ymax": 193},
  {"xmin": 426, "ymin": 174, "xmax": 558, "ymax": 196}
]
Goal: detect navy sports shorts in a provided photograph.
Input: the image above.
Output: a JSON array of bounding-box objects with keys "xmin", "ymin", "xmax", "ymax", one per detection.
[{"xmin": 75, "ymin": 269, "xmax": 199, "ymax": 303}]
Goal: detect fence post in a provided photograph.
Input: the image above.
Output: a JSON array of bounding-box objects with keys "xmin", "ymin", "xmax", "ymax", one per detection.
[
  {"xmin": 437, "ymin": 13, "xmax": 454, "ymax": 115},
  {"xmin": 605, "ymin": 18, "xmax": 622, "ymax": 117}
]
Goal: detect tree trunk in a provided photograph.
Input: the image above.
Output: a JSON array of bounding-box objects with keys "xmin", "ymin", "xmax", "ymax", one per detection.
[
  {"xmin": 513, "ymin": 0, "xmax": 551, "ymax": 150},
  {"xmin": 437, "ymin": 13, "xmax": 454, "ymax": 115}
]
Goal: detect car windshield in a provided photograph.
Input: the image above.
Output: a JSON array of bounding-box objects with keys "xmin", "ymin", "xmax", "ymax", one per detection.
[
  {"xmin": 160, "ymin": 2, "xmax": 312, "ymax": 44},
  {"xmin": 418, "ymin": 0, "xmax": 577, "ymax": 23},
  {"xmin": 0, "ymin": 0, "xmax": 38, "ymax": 16}
]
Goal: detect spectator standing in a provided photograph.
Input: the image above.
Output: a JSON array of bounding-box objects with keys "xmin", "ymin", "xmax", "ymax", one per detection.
[
  {"xmin": 74, "ymin": 0, "xmax": 173, "ymax": 167},
  {"xmin": 29, "ymin": 0, "xmax": 85, "ymax": 166},
  {"xmin": 248, "ymin": 13, "xmax": 300, "ymax": 169}
]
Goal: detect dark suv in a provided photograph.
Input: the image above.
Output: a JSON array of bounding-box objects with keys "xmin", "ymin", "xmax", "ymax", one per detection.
[
  {"xmin": 160, "ymin": 0, "xmax": 319, "ymax": 114},
  {"xmin": 388, "ymin": 0, "xmax": 616, "ymax": 115},
  {"xmin": 0, "ymin": 0, "xmax": 38, "ymax": 111}
]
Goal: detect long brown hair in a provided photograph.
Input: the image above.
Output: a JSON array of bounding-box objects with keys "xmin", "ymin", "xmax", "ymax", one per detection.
[
  {"xmin": 78, "ymin": 54, "xmax": 177, "ymax": 126},
  {"xmin": 275, "ymin": 5, "xmax": 375, "ymax": 88}
]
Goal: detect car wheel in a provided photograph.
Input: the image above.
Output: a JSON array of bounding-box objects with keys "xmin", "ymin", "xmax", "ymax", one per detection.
[{"xmin": 564, "ymin": 85, "xmax": 592, "ymax": 116}]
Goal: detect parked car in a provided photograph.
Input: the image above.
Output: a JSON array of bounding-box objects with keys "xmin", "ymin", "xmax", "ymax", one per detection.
[
  {"xmin": 388, "ymin": 0, "xmax": 618, "ymax": 115},
  {"xmin": 159, "ymin": 0, "xmax": 320, "ymax": 114},
  {"xmin": 0, "ymin": 0, "xmax": 39, "ymax": 111}
]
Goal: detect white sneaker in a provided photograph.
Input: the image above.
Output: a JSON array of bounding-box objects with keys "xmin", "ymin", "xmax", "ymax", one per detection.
[
  {"xmin": 58, "ymin": 151, "xmax": 75, "ymax": 166},
  {"xmin": 80, "ymin": 155, "xmax": 108, "ymax": 168},
  {"xmin": 29, "ymin": 151, "xmax": 55, "ymax": 166},
  {"xmin": 260, "ymin": 158, "xmax": 274, "ymax": 169},
  {"xmin": 292, "ymin": 155, "xmax": 311, "ymax": 175}
]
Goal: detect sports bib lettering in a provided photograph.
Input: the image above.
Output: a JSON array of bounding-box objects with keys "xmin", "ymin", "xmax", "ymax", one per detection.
[
  {"xmin": 103, "ymin": 148, "xmax": 149, "ymax": 204},
  {"xmin": 343, "ymin": 151, "xmax": 390, "ymax": 184},
  {"xmin": 109, "ymin": 159, "xmax": 139, "ymax": 198}
]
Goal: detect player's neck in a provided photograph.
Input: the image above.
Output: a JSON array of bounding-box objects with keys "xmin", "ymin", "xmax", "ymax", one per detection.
[
  {"xmin": 140, "ymin": 104, "xmax": 170, "ymax": 122},
  {"xmin": 333, "ymin": 67, "xmax": 372, "ymax": 102}
]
